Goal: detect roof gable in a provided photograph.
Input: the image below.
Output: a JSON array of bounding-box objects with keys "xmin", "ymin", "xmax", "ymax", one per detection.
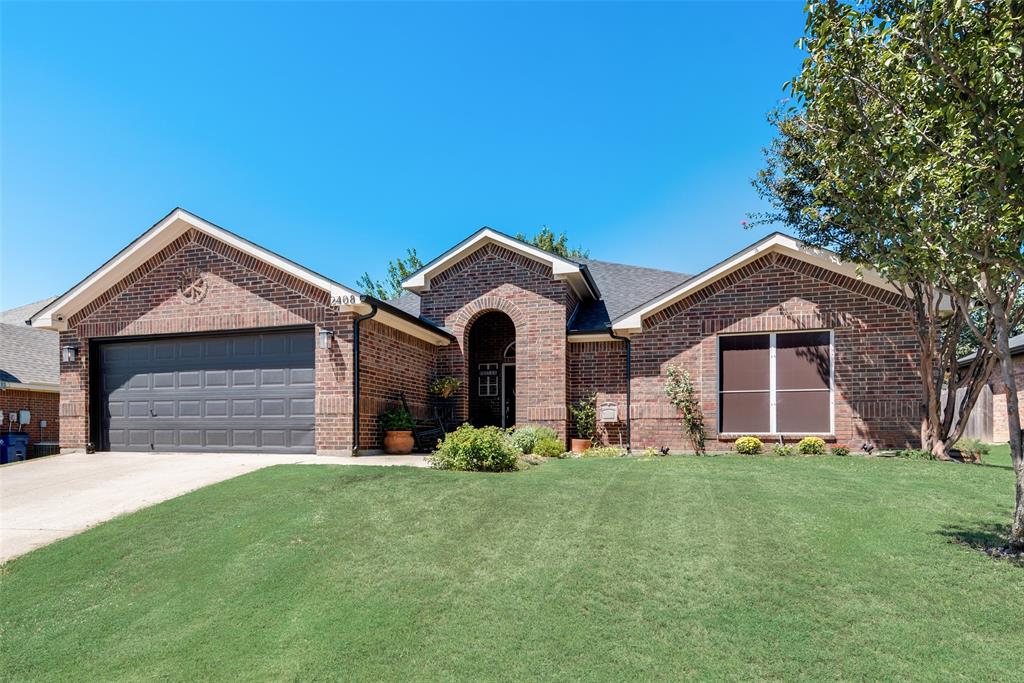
[
  {"xmin": 30, "ymin": 208, "xmax": 363, "ymax": 330},
  {"xmin": 611, "ymin": 233, "xmax": 903, "ymax": 334},
  {"xmin": 402, "ymin": 227, "xmax": 599, "ymax": 300}
]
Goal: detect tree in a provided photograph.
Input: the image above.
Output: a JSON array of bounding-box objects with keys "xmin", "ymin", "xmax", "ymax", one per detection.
[
  {"xmin": 515, "ymin": 226, "xmax": 589, "ymax": 260},
  {"xmin": 753, "ymin": 0, "xmax": 1024, "ymax": 548},
  {"xmin": 357, "ymin": 248, "xmax": 423, "ymax": 300}
]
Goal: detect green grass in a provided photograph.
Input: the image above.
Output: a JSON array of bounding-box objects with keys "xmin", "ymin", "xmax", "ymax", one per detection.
[{"xmin": 2, "ymin": 449, "xmax": 1021, "ymax": 681}]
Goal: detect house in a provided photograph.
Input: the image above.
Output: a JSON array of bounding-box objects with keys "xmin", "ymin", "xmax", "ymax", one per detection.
[
  {"xmin": 30, "ymin": 208, "xmax": 921, "ymax": 454},
  {"xmin": 959, "ymin": 334, "xmax": 1024, "ymax": 443},
  {"xmin": 1, "ymin": 297, "xmax": 61, "ymax": 447}
]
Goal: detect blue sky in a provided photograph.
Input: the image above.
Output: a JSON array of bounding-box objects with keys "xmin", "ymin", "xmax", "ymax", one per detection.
[{"xmin": 1, "ymin": 1, "xmax": 805, "ymax": 308}]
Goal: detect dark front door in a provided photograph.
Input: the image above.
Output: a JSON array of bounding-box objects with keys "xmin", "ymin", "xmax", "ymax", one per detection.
[
  {"xmin": 503, "ymin": 363, "xmax": 516, "ymax": 428},
  {"xmin": 95, "ymin": 329, "xmax": 315, "ymax": 454}
]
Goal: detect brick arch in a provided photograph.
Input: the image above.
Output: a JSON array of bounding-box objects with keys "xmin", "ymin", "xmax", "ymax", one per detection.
[{"xmin": 451, "ymin": 296, "xmax": 527, "ymax": 339}]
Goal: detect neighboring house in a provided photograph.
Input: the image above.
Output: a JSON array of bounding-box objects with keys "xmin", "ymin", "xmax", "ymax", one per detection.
[
  {"xmin": 30, "ymin": 208, "xmax": 921, "ymax": 455},
  {"xmin": 959, "ymin": 334, "xmax": 1024, "ymax": 443},
  {"xmin": 1, "ymin": 297, "xmax": 60, "ymax": 446}
]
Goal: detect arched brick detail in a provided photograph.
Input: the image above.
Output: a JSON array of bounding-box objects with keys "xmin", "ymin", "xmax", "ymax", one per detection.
[{"xmin": 451, "ymin": 296, "xmax": 527, "ymax": 335}]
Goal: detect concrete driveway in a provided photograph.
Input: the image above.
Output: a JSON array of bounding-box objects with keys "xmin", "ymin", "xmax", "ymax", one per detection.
[{"xmin": 0, "ymin": 451, "xmax": 427, "ymax": 562}]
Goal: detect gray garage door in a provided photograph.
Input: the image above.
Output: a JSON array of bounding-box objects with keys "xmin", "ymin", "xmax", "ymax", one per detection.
[{"xmin": 97, "ymin": 330, "xmax": 315, "ymax": 454}]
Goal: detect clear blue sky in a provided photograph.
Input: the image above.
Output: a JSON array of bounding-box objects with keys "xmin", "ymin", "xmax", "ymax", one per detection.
[{"xmin": 1, "ymin": 1, "xmax": 805, "ymax": 308}]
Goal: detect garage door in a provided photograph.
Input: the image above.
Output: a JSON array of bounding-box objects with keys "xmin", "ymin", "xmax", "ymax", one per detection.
[{"xmin": 96, "ymin": 330, "xmax": 315, "ymax": 453}]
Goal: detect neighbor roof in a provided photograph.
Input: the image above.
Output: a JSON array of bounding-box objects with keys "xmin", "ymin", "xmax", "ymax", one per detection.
[
  {"xmin": 958, "ymin": 333, "xmax": 1024, "ymax": 364},
  {"xmin": 0, "ymin": 300, "xmax": 59, "ymax": 390}
]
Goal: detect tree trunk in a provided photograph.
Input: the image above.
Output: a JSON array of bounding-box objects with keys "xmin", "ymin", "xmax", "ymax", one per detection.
[{"xmin": 990, "ymin": 297, "xmax": 1024, "ymax": 550}]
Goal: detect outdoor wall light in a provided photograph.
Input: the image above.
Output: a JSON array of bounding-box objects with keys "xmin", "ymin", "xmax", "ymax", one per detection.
[
  {"xmin": 318, "ymin": 329, "xmax": 333, "ymax": 350},
  {"xmin": 60, "ymin": 345, "xmax": 79, "ymax": 363}
]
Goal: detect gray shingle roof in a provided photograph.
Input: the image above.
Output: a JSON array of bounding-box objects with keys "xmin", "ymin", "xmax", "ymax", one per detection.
[
  {"xmin": 0, "ymin": 323, "xmax": 59, "ymax": 387},
  {"xmin": 1, "ymin": 296, "xmax": 57, "ymax": 326},
  {"xmin": 386, "ymin": 258, "xmax": 691, "ymax": 334}
]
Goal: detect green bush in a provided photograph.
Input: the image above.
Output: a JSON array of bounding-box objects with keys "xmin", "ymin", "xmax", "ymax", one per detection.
[
  {"xmin": 378, "ymin": 408, "xmax": 414, "ymax": 432},
  {"xmin": 954, "ymin": 438, "xmax": 990, "ymax": 463},
  {"xmin": 428, "ymin": 425, "xmax": 520, "ymax": 472},
  {"xmin": 533, "ymin": 437, "xmax": 567, "ymax": 458},
  {"xmin": 773, "ymin": 444, "xmax": 795, "ymax": 457},
  {"xmin": 831, "ymin": 445, "xmax": 850, "ymax": 457},
  {"xmin": 895, "ymin": 448, "xmax": 935, "ymax": 460},
  {"xmin": 581, "ymin": 446, "xmax": 627, "ymax": 458},
  {"xmin": 797, "ymin": 437, "xmax": 826, "ymax": 455},
  {"xmin": 735, "ymin": 436, "xmax": 764, "ymax": 455},
  {"xmin": 510, "ymin": 425, "xmax": 559, "ymax": 455}
]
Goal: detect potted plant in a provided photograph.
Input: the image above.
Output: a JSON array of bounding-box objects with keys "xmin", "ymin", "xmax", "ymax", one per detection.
[
  {"xmin": 428, "ymin": 376, "xmax": 461, "ymax": 399},
  {"xmin": 379, "ymin": 407, "xmax": 415, "ymax": 454},
  {"xmin": 569, "ymin": 393, "xmax": 597, "ymax": 453}
]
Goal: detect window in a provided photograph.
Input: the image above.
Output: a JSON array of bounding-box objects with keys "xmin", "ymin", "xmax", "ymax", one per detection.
[
  {"xmin": 478, "ymin": 363, "xmax": 499, "ymax": 397},
  {"xmin": 718, "ymin": 331, "xmax": 832, "ymax": 434}
]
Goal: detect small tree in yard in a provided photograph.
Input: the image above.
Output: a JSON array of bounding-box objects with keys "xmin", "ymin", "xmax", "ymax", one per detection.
[
  {"xmin": 754, "ymin": 0, "xmax": 1024, "ymax": 549},
  {"xmin": 665, "ymin": 365, "xmax": 706, "ymax": 455}
]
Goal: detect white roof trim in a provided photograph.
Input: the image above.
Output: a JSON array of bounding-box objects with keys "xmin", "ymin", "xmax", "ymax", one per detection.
[
  {"xmin": 0, "ymin": 381, "xmax": 60, "ymax": 393},
  {"xmin": 402, "ymin": 227, "xmax": 596, "ymax": 299},
  {"xmin": 371, "ymin": 308, "xmax": 451, "ymax": 346},
  {"xmin": 567, "ymin": 333, "xmax": 625, "ymax": 343},
  {"xmin": 611, "ymin": 233, "xmax": 902, "ymax": 334},
  {"xmin": 30, "ymin": 208, "xmax": 363, "ymax": 330}
]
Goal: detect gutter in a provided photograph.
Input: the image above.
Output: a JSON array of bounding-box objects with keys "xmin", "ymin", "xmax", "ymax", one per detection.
[
  {"xmin": 352, "ymin": 301, "xmax": 379, "ymax": 455},
  {"xmin": 606, "ymin": 326, "xmax": 632, "ymax": 453}
]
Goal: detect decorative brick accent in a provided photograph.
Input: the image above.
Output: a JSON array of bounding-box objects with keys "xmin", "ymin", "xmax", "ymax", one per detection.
[{"xmin": 0, "ymin": 390, "xmax": 59, "ymax": 444}]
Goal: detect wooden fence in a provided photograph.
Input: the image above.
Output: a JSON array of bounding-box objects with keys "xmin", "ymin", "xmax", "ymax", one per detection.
[{"xmin": 941, "ymin": 384, "xmax": 993, "ymax": 442}]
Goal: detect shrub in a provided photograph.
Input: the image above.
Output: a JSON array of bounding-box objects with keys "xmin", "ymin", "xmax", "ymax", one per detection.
[
  {"xmin": 569, "ymin": 393, "xmax": 598, "ymax": 440},
  {"xmin": 954, "ymin": 438, "xmax": 990, "ymax": 463},
  {"xmin": 831, "ymin": 445, "xmax": 850, "ymax": 457},
  {"xmin": 428, "ymin": 376, "xmax": 461, "ymax": 398},
  {"xmin": 534, "ymin": 437, "xmax": 567, "ymax": 458},
  {"xmin": 664, "ymin": 365, "xmax": 707, "ymax": 455},
  {"xmin": 773, "ymin": 444, "xmax": 795, "ymax": 457},
  {"xmin": 735, "ymin": 436, "xmax": 764, "ymax": 455},
  {"xmin": 581, "ymin": 446, "xmax": 627, "ymax": 458},
  {"xmin": 797, "ymin": 437, "xmax": 827, "ymax": 455},
  {"xmin": 639, "ymin": 447, "xmax": 664, "ymax": 459},
  {"xmin": 510, "ymin": 425, "xmax": 558, "ymax": 455},
  {"xmin": 895, "ymin": 448, "xmax": 935, "ymax": 460},
  {"xmin": 428, "ymin": 425, "xmax": 520, "ymax": 472},
  {"xmin": 378, "ymin": 407, "xmax": 414, "ymax": 432}
]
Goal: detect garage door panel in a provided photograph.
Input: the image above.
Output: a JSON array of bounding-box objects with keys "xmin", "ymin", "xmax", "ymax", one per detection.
[{"xmin": 98, "ymin": 330, "xmax": 315, "ymax": 454}]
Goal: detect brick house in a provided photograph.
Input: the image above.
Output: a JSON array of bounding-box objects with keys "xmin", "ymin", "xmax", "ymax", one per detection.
[
  {"xmin": 982, "ymin": 335, "xmax": 1023, "ymax": 443},
  {"xmin": 1, "ymin": 298, "xmax": 61, "ymax": 449},
  {"xmin": 31, "ymin": 208, "xmax": 921, "ymax": 455}
]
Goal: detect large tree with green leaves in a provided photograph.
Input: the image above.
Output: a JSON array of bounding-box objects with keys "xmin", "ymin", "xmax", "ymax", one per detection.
[
  {"xmin": 515, "ymin": 226, "xmax": 589, "ymax": 260},
  {"xmin": 754, "ymin": 0, "xmax": 1024, "ymax": 548}
]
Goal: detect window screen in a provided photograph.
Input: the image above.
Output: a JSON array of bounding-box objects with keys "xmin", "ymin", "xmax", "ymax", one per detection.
[{"xmin": 719, "ymin": 331, "xmax": 832, "ymax": 434}]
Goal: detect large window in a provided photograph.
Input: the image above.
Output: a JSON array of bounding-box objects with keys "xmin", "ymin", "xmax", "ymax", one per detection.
[{"xmin": 718, "ymin": 331, "xmax": 832, "ymax": 434}]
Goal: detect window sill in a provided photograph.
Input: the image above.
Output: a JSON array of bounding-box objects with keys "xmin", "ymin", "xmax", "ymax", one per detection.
[{"xmin": 719, "ymin": 433, "xmax": 836, "ymax": 442}]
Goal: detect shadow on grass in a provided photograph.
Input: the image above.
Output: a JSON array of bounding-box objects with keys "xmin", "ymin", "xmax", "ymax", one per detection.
[{"xmin": 936, "ymin": 522, "xmax": 1024, "ymax": 567}]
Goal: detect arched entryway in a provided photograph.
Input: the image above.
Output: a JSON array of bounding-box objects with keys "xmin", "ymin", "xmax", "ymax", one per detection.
[{"xmin": 466, "ymin": 311, "xmax": 516, "ymax": 427}]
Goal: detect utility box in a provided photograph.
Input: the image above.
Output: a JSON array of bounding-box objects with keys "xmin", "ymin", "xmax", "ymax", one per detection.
[
  {"xmin": 599, "ymin": 402, "xmax": 619, "ymax": 423},
  {"xmin": 1, "ymin": 432, "xmax": 30, "ymax": 464},
  {"xmin": 18, "ymin": 409, "xmax": 31, "ymax": 425}
]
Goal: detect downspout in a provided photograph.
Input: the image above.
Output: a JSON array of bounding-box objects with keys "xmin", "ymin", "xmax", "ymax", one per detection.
[
  {"xmin": 352, "ymin": 301, "xmax": 379, "ymax": 455},
  {"xmin": 607, "ymin": 326, "xmax": 632, "ymax": 453}
]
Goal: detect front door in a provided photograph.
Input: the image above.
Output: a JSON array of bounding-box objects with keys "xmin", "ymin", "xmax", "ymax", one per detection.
[{"xmin": 502, "ymin": 363, "xmax": 516, "ymax": 428}]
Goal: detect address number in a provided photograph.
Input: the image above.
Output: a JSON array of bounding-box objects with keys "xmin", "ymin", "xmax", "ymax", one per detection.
[{"xmin": 331, "ymin": 294, "xmax": 361, "ymax": 307}]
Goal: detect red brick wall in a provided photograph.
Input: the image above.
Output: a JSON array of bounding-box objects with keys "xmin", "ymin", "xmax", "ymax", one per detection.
[
  {"xmin": 60, "ymin": 229, "xmax": 356, "ymax": 453},
  {"xmin": 989, "ymin": 354, "xmax": 1024, "ymax": 443},
  {"xmin": 0, "ymin": 390, "xmax": 59, "ymax": 444},
  {"xmin": 620, "ymin": 252, "xmax": 920, "ymax": 451},
  {"xmin": 568, "ymin": 341, "xmax": 628, "ymax": 446},
  {"xmin": 419, "ymin": 243, "xmax": 571, "ymax": 439},
  {"xmin": 357, "ymin": 318, "xmax": 437, "ymax": 449}
]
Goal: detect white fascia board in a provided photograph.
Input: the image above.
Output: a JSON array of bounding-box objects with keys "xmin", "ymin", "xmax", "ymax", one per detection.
[
  {"xmin": 372, "ymin": 309, "xmax": 451, "ymax": 346},
  {"xmin": 0, "ymin": 381, "xmax": 60, "ymax": 393},
  {"xmin": 402, "ymin": 228, "xmax": 590, "ymax": 297},
  {"xmin": 611, "ymin": 234, "xmax": 902, "ymax": 334},
  {"xmin": 31, "ymin": 209, "xmax": 363, "ymax": 330},
  {"xmin": 567, "ymin": 333, "xmax": 626, "ymax": 343}
]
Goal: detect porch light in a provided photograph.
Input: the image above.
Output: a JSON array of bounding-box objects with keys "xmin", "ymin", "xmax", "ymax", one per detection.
[
  {"xmin": 60, "ymin": 345, "xmax": 79, "ymax": 363},
  {"xmin": 318, "ymin": 329, "xmax": 333, "ymax": 350}
]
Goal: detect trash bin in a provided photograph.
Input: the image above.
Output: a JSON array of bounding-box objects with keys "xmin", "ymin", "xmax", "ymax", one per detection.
[{"xmin": 1, "ymin": 432, "xmax": 30, "ymax": 464}]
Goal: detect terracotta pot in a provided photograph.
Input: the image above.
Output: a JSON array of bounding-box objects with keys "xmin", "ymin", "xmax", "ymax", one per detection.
[
  {"xmin": 571, "ymin": 438, "xmax": 592, "ymax": 453},
  {"xmin": 383, "ymin": 430, "xmax": 414, "ymax": 455}
]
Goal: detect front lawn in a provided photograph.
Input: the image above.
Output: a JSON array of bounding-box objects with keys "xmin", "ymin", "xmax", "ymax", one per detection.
[{"xmin": 2, "ymin": 450, "xmax": 1021, "ymax": 680}]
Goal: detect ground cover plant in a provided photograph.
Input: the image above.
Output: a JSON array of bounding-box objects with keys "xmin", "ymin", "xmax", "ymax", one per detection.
[{"xmin": 1, "ymin": 448, "xmax": 1021, "ymax": 680}]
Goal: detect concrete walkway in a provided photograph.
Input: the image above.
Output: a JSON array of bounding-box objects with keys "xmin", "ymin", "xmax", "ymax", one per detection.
[{"xmin": 0, "ymin": 450, "xmax": 428, "ymax": 562}]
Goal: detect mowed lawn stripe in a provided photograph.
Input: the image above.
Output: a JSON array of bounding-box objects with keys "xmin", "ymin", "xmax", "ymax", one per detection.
[{"xmin": 1, "ymin": 452, "xmax": 1021, "ymax": 681}]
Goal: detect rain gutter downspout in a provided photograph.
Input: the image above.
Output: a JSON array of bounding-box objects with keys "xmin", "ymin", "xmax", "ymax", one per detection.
[
  {"xmin": 607, "ymin": 326, "xmax": 632, "ymax": 453},
  {"xmin": 352, "ymin": 301, "xmax": 379, "ymax": 455}
]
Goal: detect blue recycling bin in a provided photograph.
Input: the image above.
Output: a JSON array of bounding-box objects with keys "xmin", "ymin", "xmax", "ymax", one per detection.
[{"xmin": 1, "ymin": 432, "xmax": 30, "ymax": 464}]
